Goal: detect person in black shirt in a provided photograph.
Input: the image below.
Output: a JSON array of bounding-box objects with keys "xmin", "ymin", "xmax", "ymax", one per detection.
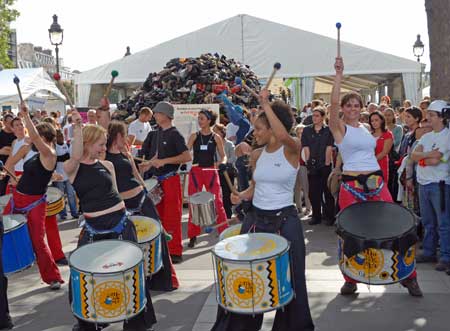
[
  {"xmin": 0, "ymin": 114, "xmax": 16, "ymax": 195},
  {"xmin": 139, "ymin": 102, "xmax": 191, "ymax": 263},
  {"xmin": 186, "ymin": 109, "xmax": 228, "ymax": 248},
  {"xmin": 301, "ymin": 106, "xmax": 335, "ymax": 225}
]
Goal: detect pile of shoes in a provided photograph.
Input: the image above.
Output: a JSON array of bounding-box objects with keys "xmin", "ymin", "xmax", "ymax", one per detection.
[{"xmin": 114, "ymin": 53, "xmax": 261, "ymax": 120}]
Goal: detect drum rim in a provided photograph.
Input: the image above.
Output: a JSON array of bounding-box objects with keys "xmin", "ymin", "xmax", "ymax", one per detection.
[
  {"xmin": 129, "ymin": 215, "xmax": 162, "ymax": 243},
  {"xmin": 189, "ymin": 191, "xmax": 215, "ymax": 203},
  {"xmin": 69, "ymin": 239, "xmax": 144, "ymax": 274},
  {"xmin": 144, "ymin": 178, "xmax": 158, "ymax": 189},
  {"xmin": 2, "ymin": 214, "xmax": 27, "ymax": 233}
]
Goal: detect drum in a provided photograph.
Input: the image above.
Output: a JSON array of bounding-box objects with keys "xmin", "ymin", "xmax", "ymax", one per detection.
[
  {"xmin": 129, "ymin": 216, "xmax": 162, "ymax": 277},
  {"xmin": 218, "ymin": 223, "xmax": 242, "ymax": 241},
  {"xmin": 336, "ymin": 201, "xmax": 417, "ymax": 285},
  {"xmin": 212, "ymin": 233, "xmax": 294, "ymax": 314},
  {"xmin": 189, "ymin": 191, "xmax": 216, "ymax": 227},
  {"xmin": 0, "ymin": 194, "xmax": 11, "ymax": 214},
  {"xmin": 2, "ymin": 214, "xmax": 35, "ymax": 274},
  {"xmin": 69, "ymin": 240, "xmax": 146, "ymax": 323},
  {"xmin": 144, "ymin": 178, "xmax": 163, "ymax": 205},
  {"xmin": 46, "ymin": 187, "xmax": 65, "ymax": 217}
]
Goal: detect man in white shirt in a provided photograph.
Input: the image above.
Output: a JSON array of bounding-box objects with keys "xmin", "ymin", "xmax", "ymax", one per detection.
[
  {"xmin": 128, "ymin": 107, "xmax": 153, "ymax": 145},
  {"xmin": 411, "ymin": 100, "xmax": 450, "ymax": 272},
  {"xmin": 225, "ymin": 122, "xmax": 239, "ymax": 144}
]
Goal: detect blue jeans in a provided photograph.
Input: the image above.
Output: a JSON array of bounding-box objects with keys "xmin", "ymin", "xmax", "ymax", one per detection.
[
  {"xmin": 419, "ymin": 183, "xmax": 450, "ymax": 262},
  {"xmin": 54, "ymin": 180, "xmax": 78, "ymax": 218}
]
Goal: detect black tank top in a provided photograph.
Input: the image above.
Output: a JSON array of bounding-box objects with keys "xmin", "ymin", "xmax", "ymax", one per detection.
[
  {"xmin": 105, "ymin": 152, "xmax": 140, "ymax": 193},
  {"xmin": 192, "ymin": 132, "xmax": 217, "ymax": 167},
  {"xmin": 72, "ymin": 161, "xmax": 122, "ymax": 213},
  {"xmin": 17, "ymin": 153, "xmax": 55, "ymax": 195}
]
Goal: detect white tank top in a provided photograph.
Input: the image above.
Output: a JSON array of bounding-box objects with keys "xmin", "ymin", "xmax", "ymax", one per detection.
[
  {"xmin": 11, "ymin": 138, "xmax": 26, "ymax": 172},
  {"xmin": 336, "ymin": 124, "xmax": 380, "ymax": 172},
  {"xmin": 253, "ymin": 146, "xmax": 298, "ymax": 210}
]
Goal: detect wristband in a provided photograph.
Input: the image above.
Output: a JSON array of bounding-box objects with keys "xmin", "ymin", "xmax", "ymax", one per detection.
[{"xmin": 418, "ymin": 159, "xmax": 426, "ymax": 167}]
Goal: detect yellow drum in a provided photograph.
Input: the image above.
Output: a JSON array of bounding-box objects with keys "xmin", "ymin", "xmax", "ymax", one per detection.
[{"xmin": 46, "ymin": 187, "xmax": 65, "ymax": 216}]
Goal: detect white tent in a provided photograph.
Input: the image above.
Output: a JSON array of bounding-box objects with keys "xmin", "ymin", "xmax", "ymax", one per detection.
[
  {"xmin": 0, "ymin": 68, "xmax": 66, "ymax": 112},
  {"xmin": 75, "ymin": 14, "xmax": 423, "ymax": 107}
]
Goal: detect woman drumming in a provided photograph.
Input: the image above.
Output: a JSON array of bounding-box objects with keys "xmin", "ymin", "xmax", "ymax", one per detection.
[
  {"xmin": 329, "ymin": 57, "xmax": 422, "ymax": 296},
  {"xmin": 186, "ymin": 109, "xmax": 228, "ymax": 248},
  {"xmin": 2, "ymin": 104, "xmax": 63, "ymax": 290},
  {"xmin": 211, "ymin": 90, "xmax": 314, "ymax": 331},
  {"xmin": 106, "ymin": 120, "xmax": 179, "ymax": 291},
  {"xmin": 64, "ymin": 111, "xmax": 156, "ymax": 331}
]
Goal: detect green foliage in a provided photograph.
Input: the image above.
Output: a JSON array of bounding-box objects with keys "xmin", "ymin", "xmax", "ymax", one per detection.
[{"xmin": 0, "ymin": 0, "xmax": 20, "ymax": 69}]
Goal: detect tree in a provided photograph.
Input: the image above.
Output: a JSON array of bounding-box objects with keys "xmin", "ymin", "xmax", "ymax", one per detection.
[
  {"xmin": 0, "ymin": 0, "xmax": 19, "ymax": 69},
  {"xmin": 425, "ymin": 0, "xmax": 450, "ymax": 100}
]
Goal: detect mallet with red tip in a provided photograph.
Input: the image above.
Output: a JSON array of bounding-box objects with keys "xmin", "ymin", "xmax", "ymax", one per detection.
[
  {"xmin": 53, "ymin": 72, "xmax": 74, "ymax": 109},
  {"xmin": 265, "ymin": 62, "xmax": 281, "ymax": 89}
]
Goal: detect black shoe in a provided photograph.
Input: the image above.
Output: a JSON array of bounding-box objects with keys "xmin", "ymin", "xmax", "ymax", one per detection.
[
  {"xmin": 171, "ymin": 255, "xmax": 183, "ymax": 264},
  {"xmin": 401, "ymin": 278, "xmax": 423, "ymax": 297},
  {"xmin": 415, "ymin": 254, "xmax": 438, "ymax": 263},
  {"xmin": 435, "ymin": 261, "xmax": 450, "ymax": 271},
  {"xmin": 308, "ymin": 218, "xmax": 321, "ymax": 225},
  {"xmin": 188, "ymin": 236, "xmax": 197, "ymax": 248},
  {"xmin": 0, "ymin": 314, "xmax": 13, "ymax": 330},
  {"xmin": 56, "ymin": 257, "xmax": 69, "ymax": 266},
  {"xmin": 340, "ymin": 282, "xmax": 357, "ymax": 295}
]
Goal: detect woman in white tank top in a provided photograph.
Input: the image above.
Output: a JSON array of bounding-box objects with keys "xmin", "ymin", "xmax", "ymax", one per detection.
[
  {"xmin": 211, "ymin": 89, "xmax": 314, "ymax": 331},
  {"xmin": 329, "ymin": 57, "xmax": 422, "ymax": 297}
]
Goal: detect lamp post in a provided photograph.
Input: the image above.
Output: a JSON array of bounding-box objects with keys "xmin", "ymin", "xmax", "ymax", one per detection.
[
  {"xmin": 48, "ymin": 14, "xmax": 63, "ymax": 74},
  {"xmin": 413, "ymin": 34, "xmax": 425, "ymax": 100}
]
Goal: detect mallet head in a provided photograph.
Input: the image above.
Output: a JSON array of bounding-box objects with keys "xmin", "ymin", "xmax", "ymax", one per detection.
[
  {"xmin": 274, "ymin": 62, "xmax": 281, "ymax": 70},
  {"xmin": 13, "ymin": 75, "xmax": 20, "ymax": 85},
  {"xmin": 336, "ymin": 22, "xmax": 342, "ymax": 29},
  {"xmin": 53, "ymin": 72, "xmax": 61, "ymax": 81},
  {"xmin": 111, "ymin": 70, "xmax": 119, "ymax": 78}
]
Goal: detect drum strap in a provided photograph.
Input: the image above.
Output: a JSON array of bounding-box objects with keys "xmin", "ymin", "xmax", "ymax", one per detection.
[
  {"xmin": 157, "ymin": 171, "xmax": 177, "ymax": 182},
  {"xmin": 342, "ymin": 170, "xmax": 384, "ymax": 193},
  {"xmin": 341, "ymin": 181, "xmax": 384, "ymax": 202},
  {"xmin": 83, "ymin": 212, "xmax": 128, "ymax": 240},
  {"xmin": 10, "ymin": 194, "xmax": 47, "ymax": 214}
]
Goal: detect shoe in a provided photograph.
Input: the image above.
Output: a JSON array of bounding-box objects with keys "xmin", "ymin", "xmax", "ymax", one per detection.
[
  {"xmin": 56, "ymin": 257, "xmax": 69, "ymax": 266},
  {"xmin": 401, "ymin": 278, "xmax": 423, "ymax": 297},
  {"xmin": 0, "ymin": 314, "xmax": 13, "ymax": 330},
  {"xmin": 308, "ymin": 218, "xmax": 321, "ymax": 225},
  {"xmin": 188, "ymin": 236, "xmax": 197, "ymax": 248},
  {"xmin": 340, "ymin": 282, "xmax": 357, "ymax": 295},
  {"xmin": 446, "ymin": 267, "xmax": 450, "ymax": 275},
  {"xmin": 415, "ymin": 254, "xmax": 438, "ymax": 263},
  {"xmin": 435, "ymin": 261, "xmax": 450, "ymax": 272},
  {"xmin": 50, "ymin": 281, "xmax": 61, "ymax": 290},
  {"xmin": 171, "ymin": 255, "xmax": 183, "ymax": 264},
  {"xmin": 59, "ymin": 215, "xmax": 67, "ymax": 220},
  {"xmin": 72, "ymin": 323, "xmax": 109, "ymax": 331}
]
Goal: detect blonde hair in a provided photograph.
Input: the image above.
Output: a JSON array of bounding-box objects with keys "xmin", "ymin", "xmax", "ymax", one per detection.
[{"xmin": 83, "ymin": 124, "xmax": 107, "ymax": 152}]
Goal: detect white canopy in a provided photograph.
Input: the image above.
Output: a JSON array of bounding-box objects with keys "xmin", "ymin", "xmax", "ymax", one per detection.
[
  {"xmin": 0, "ymin": 68, "xmax": 66, "ymax": 108},
  {"xmin": 75, "ymin": 14, "xmax": 422, "ymax": 106}
]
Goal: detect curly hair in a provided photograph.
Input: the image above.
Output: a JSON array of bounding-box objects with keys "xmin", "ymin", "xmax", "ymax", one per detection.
[{"xmin": 256, "ymin": 101, "xmax": 294, "ymax": 132}]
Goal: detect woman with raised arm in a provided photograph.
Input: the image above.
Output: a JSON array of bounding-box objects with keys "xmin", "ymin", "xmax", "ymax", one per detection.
[
  {"xmin": 64, "ymin": 111, "xmax": 156, "ymax": 331},
  {"xmin": 106, "ymin": 120, "xmax": 179, "ymax": 291},
  {"xmin": 211, "ymin": 89, "xmax": 314, "ymax": 331},
  {"xmin": 2, "ymin": 103, "xmax": 64, "ymax": 290},
  {"xmin": 329, "ymin": 57, "xmax": 422, "ymax": 297}
]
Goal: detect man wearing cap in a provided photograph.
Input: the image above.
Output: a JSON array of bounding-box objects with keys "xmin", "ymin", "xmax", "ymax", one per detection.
[
  {"xmin": 128, "ymin": 107, "xmax": 153, "ymax": 145},
  {"xmin": 411, "ymin": 100, "xmax": 450, "ymax": 273},
  {"xmin": 139, "ymin": 102, "xmax": 192, "ymax": 263}
]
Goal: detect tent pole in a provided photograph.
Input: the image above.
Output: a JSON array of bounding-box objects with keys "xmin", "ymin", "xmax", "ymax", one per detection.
[{"xmin": 296, "ymin": 77, "xmax": 301, "ymax": 110}]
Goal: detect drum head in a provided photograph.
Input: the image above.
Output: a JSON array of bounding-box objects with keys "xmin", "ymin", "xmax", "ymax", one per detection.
[
  {"xmin": 2, "ymin": 214, "xmax": 27, "ymax": 233},
  {"xmin": 69, "ymin": 240, "xmax": 143, "ymax": 274},
  {"xmin": 46, "ymin": 187, "xmax": 63, "ymax": 203},
  {"xmin": 213, "ymin": 233, "xmax": 289, "ymax": 262},
  {"xmin": 144, "ymin": 178, "xmax": 158, "ymax": 191},
  {"xmin": 337, "ymin": 201, "xmax": 415, "ymax": 240},
  {"xmin": 129, "ymin": 216, "xmax": 161, "ymax": 243},
  {"xmin": 189, "ymin": 191, "xmax": 215, "ymax": 204},
  {"xmin": 0, "ymin": 194, "xmax": 11, "ymax": 207}
]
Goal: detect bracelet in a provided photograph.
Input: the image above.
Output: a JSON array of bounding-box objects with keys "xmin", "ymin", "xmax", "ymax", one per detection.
[{"xmin": 418, "ymin": 159, "xmax": 426, "ymax": 167}]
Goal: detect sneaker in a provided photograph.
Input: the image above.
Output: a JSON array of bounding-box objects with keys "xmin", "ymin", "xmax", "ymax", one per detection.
[
  {"xmin": 401, "ymin": 278, "xmax": 423, "ymax": 297},
  {"xmin": 171, "ymin": 255, "xmax": 183, "ymax": 264},
  {"xmin": 435, "ymin": 261, "xmax": 450, "ymax": 272},
  {"xmin": 56, "ymin": 257, "xmax": 69, "ymax": 266},
  {"xmin": 340, "ymin": 282, "xmax": 357, "ymax": 295},
  {"xmin": 446, "ymin": 267, "xmax": 450, "ymax": 276},
  {"xmin": 415, "ymin": 254, "xmax": 438, "ymax": 263},
  {"xmin": 188, "ymin": 236, "xmax": 197, "ymax": 248},
  {"xmin": 308, "ymin": 218, "xmax": 321, "ymax": 225},
  {"xmin": 50, "ymin": 281, "xmax": 61, "ymax": 290},
  {"xmin": 0, "ymin": 314, "xmax": 13, "ymax": 330}
]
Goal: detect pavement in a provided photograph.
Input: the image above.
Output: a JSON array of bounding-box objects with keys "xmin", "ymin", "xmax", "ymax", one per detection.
[{"xmin": 6, "ymin": 211, "xmax": 450, "ymax": 331}]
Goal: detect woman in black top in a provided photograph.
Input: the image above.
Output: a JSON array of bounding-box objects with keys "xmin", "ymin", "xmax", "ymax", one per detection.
[
  {"xmin": 186, "ymin": 109, "xmax": 228, "ymax": 247},
  {"xmin": 106, "ymin": 120, "xmax": 179, "ymax": 291},
  {"xmin": 64, "ymin": 111, "xmax": 156, "ymax": 331}
]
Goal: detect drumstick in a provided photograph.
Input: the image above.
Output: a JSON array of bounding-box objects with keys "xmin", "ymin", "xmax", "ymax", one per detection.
[
  {"xmin": 53, "ymin": 73, "xmax": 74, "ymax": 109},
  {"xmin": 104, "ymin": 70, "xmax": 119, "ymax": 99},
  {"xmin": 204, "ymin": 218, "xmax": 238, "ymax": 233},
  {"xmin": 235, "ymin": 77, "xmax": 259, "ymax": 98},
  {"xmin": 336, "ymin": 22, "xmax": 342, "ymax": 57},
  {"xmin": 264, "ymin": 62, "xmax": 281, "ymax": 89},
  {"xmin": 223, "ymin": 170, "xmax": 239, "ymax": 195},
  {"xmin": 13, "ymin": 75, "xmax": 24, "ymax": 104},
  {"xmin": 0, "ymin": 161, "xmax": 17, "ymax": 182}
]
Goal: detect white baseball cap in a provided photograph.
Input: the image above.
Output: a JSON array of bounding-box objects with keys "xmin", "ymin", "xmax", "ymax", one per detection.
[{"xmin": 428, "ymin": 100, "xmax": 450, "ymax": 114}]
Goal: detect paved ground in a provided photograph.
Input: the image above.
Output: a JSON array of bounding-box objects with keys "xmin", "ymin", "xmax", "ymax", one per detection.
[{"xmin": 6, "ymin": 211, "xmax": 450, "ymax": 331}]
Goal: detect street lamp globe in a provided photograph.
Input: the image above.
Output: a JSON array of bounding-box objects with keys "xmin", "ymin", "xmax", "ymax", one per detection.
[
  {"xmin": 48, "ymin": 14, "xmax": 63, "ymax": 46},
  {"xmin": 413, "ymin": 34, "xmax": 424, "ymax": 61}
]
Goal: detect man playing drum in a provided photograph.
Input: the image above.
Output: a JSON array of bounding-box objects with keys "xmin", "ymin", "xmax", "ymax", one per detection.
[{"xmin": 139, "ymin": 101, "xmax": 192, "ymax": 264}]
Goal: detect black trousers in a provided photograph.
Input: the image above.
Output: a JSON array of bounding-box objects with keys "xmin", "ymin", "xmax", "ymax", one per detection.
[
  {"xmin": 219, "ymin": 169, "xmax": 235, "ymax": 218},
  {"xmin": 0, "ymin": 222, "xmax": 10, "ymax": 324},
  {"xmin": 211, "ymin": 205, "xmax": 315, "ymax": 331},
  {"xmin": 307, "ymin": 165, "xmax": 335, "ymax": 222}
]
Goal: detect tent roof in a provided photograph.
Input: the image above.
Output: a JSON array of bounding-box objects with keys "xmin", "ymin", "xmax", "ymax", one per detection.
[
  {"xmin": 0, "ymin": 68, "xmax": 66, "ymax": 104},
  {"xmin": 75, "ymin": 14, "xmax": 421, "ymax": 85}
]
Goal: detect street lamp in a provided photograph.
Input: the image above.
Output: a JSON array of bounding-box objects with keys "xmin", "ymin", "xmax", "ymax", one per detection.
[
  {"xmin": 48, "ymin": 14, "xmax": 63, "ymax": 74},
  {"xmin": 413, "ymin": 34, "xmax": 424, "ymax": 62}
]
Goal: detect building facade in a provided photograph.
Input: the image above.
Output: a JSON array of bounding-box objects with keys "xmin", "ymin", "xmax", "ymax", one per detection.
[{"xmin": 7, "ymin": 29, "xmax": 18, "ymax": 67}]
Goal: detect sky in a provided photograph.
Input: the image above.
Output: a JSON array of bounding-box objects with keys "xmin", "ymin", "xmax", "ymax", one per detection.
[{"xmin": 11, "ymin": 0, "xmax": 430, "ymax": 72}]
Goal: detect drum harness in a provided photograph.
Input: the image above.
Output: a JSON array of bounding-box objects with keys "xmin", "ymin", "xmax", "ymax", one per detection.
[
  {"xmin": 82, "ymin": 212, "xmax": 129, "ymax": 242},
  {"xmin": 8, "ymin": 194, "xmax": 47, "ymax": 215},
  {"xmin": 341, "ymin": 170, "xmax": 384, "ymax": 202}
]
